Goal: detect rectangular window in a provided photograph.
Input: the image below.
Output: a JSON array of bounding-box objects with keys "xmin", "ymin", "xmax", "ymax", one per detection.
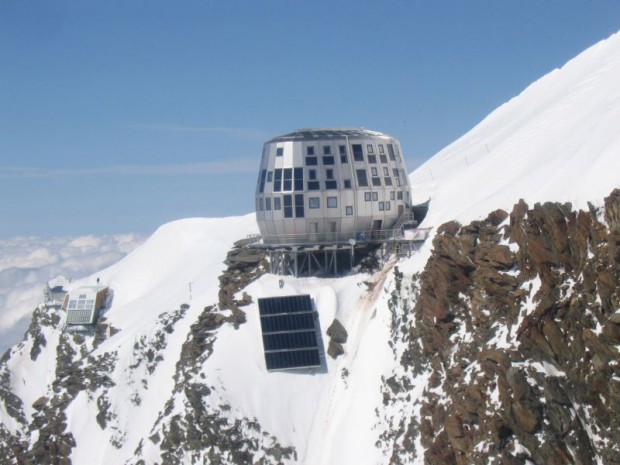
[
  {"xmin": 384, "ymin": 177, "xmax": 393, "ymax": 186},
  {"xmin": 339, "ymin": 145, "xmax": 347, "ymax": 155},
  {"xmin": 274, "ymin": 169, "xmax": 282, "ymax": 192},
  {"xmin": 356, "ymin": 169, "xmax": 368, "ymax": 187},
  {"xmin": 400, "ymin": 169, "xmax": 408, "ymax": 186},
  {"xmin": 265, "ymin": 197, "xmax": 272, "ymax": 210},
  {"xmin": 344, "ymin": 179, "xmax": 352, "ymax": 189},
  {"xmin": 390, "ymin": 191, "xmax": 395, "ymax": 200},
  {"xmin": 307, "ymin": 146, "xmax": 315, "ymax": 156},
  {"xmin": 259, "ymin": 198, "xmax": 264, "ymax": 211},
  {"xmin": 346, "ymin": 206, "xmax": 353, "ymax": 216},
  {"xmin": 327, "ymin": 197, "xmax": 337, "ymax": 208},
  {"xmin": 309, "ymin": 197, "xmax": 320, "ymax": 209},
  {"xmin": 352, "ymin": 144, "xmax": 364, "ymax": 162},
  {"xmin": 371, "ymin": 167, "xmax": 378, "ymax": 176},
  {"xmin": 397, "ymin": 191, "xmax": 403, "ymax": 200},
  {"xmin": 380, "ymin": 154, "xmax": 388, "ymax": 164},
  {"xmin": 294, "ymin": 168, "xmax": 304, "ymax": 191},
  {"xmin": 323, "ymin": 145, "xmax": 331, "ymax": 155},
  {"xmin": 368, "ymin": 154, "xmax": 377, "ymax": 164},
  {"xmin": 309, "ymin": 169, "xmax": 317, "ymax": 180},
  {"xmin": 322, "ymin": 156, "xmax": 335, "ymax": 165},
  {"xmin": 372, "ymin": 192, "xmax": 378, "ymax": 201},
  {"xmin": 267, "ymin": 171, "xmax": 273, "ymax": 182},
  {"xmin": 295, "ymin": 194, "xmax": 304, "ymax": 218},
  {"xmin": 283, "ymin": 168, "xmax": 292, "ymax": 191},
  {"xmin": 364, "ymin": 192, "xmax": 372, "ymax": 202},
  {"xmin": 379, "ymin": 201, "xmax": 385, "ymax": 211},
  {"xmin": 325, "ymin": 180, "xmax": 337, "ymax": 189},
  {"xmin": 372, "ymin": 177, "xmax": 381, "ymax": 186},
  {"xmin": 283, "ymin": 195, "xmax": 293, "ymax": 218},
  {"xmin": 307, "ymin": 181, "xmax": 320, "ymax": 190},
  {"xmin": 367, "ymin": 144, "xmax": 374, "ymax": 153},
  {"xmin": 340, "ymin": 154, "xmax": 348, "ymax": 163},
  {"xmin": 326, "ymin": 169, "xmax": 334, "ymax": 179},
  {"xmin": 258, "ymin": 169, "xmax": 267, "ymax": 193},
  {"xmin": 383, "ymin": 167, "xmax": 389, "ymax": 176},
  {"xmin": 274, "ymin": 197, "xmax": 281, "ymax": 210},
  {"xmin": 388, "ymin": 144, "xmax": 396, "ymax": 161},
  {"xmin": 378, "ymin": 144, "xmax": 385, "ymax": 153},
  {"xmin": 393, "ymin": 168, "xmax": 401, "ymax": 187},
  {"xmin": 306, "ymin": 156, "xmax": 318, "ymax": 166},
  {"xmin": 276, "ymin": 147, "xmax": 284, "ymax": 156},
  {"xmin": 386, "ymin": 201, "xmax": 391, "ymax": 210}
]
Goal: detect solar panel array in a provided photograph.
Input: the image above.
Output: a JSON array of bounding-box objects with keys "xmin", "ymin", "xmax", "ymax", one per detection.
[{"xmin": 258, "ymin": 295, "xmax": 322, "ymax": 371}]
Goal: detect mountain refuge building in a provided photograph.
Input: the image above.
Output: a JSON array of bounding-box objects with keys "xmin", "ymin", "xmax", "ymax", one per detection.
[
  {"xmin": 62, "ymin": 285, "xmax": 109, "ymax": 326},
  {"xmin": 254, "ymin": 128, "xmax": 412, "ymax": 245}
]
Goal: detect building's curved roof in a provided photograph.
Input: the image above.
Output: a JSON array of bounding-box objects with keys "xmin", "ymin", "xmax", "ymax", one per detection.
[{"xmin": 267, "ymin": 128, "xmax": 394, "ymax": 143}]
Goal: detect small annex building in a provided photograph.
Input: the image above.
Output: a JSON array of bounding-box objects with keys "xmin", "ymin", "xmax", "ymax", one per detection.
[
  {"xmin": 44, "ymin": 284, "xmax": 67, "ymax": 308},
  {"xmin": 62, "ymin": 285, "xmax": 108, "ymax": 326}
]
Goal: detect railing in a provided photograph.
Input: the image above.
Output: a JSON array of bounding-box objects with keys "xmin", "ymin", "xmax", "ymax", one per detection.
[{"xmin": 246, "ymin": 227, "xmax": 432, "ymax": 248}]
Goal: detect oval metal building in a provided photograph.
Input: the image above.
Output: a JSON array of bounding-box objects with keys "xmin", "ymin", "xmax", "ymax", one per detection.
[{"xmin": 255, "ymin": 128, "xmax": 412, "ymax": 245}]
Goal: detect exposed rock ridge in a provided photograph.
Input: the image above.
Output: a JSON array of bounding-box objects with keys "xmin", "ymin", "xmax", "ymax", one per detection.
[{"xmin": 379, "ymin": 189, "xmax": 620, "ymax": 465}]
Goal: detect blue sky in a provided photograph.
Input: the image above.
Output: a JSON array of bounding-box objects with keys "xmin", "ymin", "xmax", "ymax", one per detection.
[{"xmin": 1, "ymin": 0, "xmax": 619, "ymax": 238}]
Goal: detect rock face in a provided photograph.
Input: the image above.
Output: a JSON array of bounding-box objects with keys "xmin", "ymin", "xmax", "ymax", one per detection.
[{"xmin": 379, "ymin": 189, "xmax": 620, "ymax": 465}]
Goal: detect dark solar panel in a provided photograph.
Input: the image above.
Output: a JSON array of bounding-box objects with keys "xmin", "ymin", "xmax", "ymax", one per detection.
[
  {"xmin": 265, "ymin": 349, "xmax": 321, "ymax": 371},
  {"xmin": 258, "ymin": 295, "xmax": 322, "ymax": 371}
]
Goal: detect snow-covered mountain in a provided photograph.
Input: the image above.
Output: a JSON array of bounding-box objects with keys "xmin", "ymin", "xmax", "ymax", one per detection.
[{"xmin": 1, "ymin": 31, "xmax": 620, "ymax": 465}]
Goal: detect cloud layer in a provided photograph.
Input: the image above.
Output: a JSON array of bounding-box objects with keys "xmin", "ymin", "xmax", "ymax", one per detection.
[{"xmin": 0, "ymin": 234, "xmax": 145, "ymax": 354}]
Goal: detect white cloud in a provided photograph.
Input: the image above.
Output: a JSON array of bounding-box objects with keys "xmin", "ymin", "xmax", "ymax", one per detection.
[{"xmin": 0, "ymin": 233, "xmax": 145, "ymax": 354}]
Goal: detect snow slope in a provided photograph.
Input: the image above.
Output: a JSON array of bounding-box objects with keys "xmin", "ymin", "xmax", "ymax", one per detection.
[{"xmin": 411, "ymin": 31, "xmax": 620, "ymax": 227}]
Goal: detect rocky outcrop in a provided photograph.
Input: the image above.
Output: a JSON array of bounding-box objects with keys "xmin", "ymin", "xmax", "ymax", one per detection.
[
  {"xmin": 380, "ymin": 189, "xmax": 620, "ymax": 465},
  {"xmin": 326, "ymin": 319, "xmax": 348, "ymax": 359}
]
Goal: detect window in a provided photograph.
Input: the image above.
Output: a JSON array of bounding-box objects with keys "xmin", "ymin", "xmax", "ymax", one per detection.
[
  {"xmin": 372, "ymin": 177, "xmax": 382, "ymax": 187},
  {"xmin": 367, "ymin": 144, "xmax": 374, "ymax": 153},
  {"xmin": 383, "ymin": 167, "xmax": 389, "ymax": 176},
  {"xmin": 388, "ymin": 144, "xmax": 396, "ymax": 160},
  {"xmin": 379, "ymin": 202, "xmax": 385, "ymax": 211},
  {"xmin": 259, "ymin": 198, "xmax": 264, "ymax": 211},
  {"xmin": 323, "ymin": 145, "xmax": 331, "ymax": 155},
  {"xmin": 306, "ymin": 156, "xmax": 318, "ymax": 166},
  {"xmin": 371, "ymin": 167, "xmax": 378, "ymax": 176},
  {"xmin": 274, "ymin": 169, "xmax": 282, "ymax": 192},
  {"xmin": 308, "ymin": 181, "xmax": 320, "ymax": 190},
  {"xmin": 295, "ymin": 194, "xmax": 304, "ymax": 218},
  {"xmin": 258, "ymin": 169, "xmax": 267, "ymax": 193},
  {"xmin": 384, "ymin": 177, "xmax": 393, "ymax": 186},
  {"xmin": 294, "ymin": 168, "xmax": 304, "ymax": 191},
  {"xmin": 325, "ymin": 180, "xmax": 337, "ymax": 189},
  {"xmin": 346, "ymin": 206, "xmax": 353, "ymax": 216},
  {"xmin": 283, "ymin": 168, "xmax": 292, "ymax": 191},
  {"xmin": 276, "ymin": 147, "xmax": 283, "ymax": 156},
  {"xmin": 344, "ymin": 179, "xmax": 352, "ymax": 189},
  {"xmin": 380, "ymin": 154, "xmax": 388, "ymax": 164},
  {"xmin": 267, "ymin": 171, "xmax": 273, "ymax": 182},
  {"xmin": 274, "ymin": 197, "xmax": 281, "ymax": 210},
  {"xmin": 309, "ymin": 169, "xmax": 317, "ymax": 180},
  {"xmin": 397, "ymin": 191, "xmax": 403, "ymax": 200},
  {"xmin": 307, "ymin": 146, "xmax": 315, "ymax": 156},
  {"xmin": 326, "ymin": 169, "xmax": 334, "ymax": 179},
  {"xmin": 356, "ymin": 169, "xmax": 368, "ymax": 187},
  {"xmin": 68, "ymin": 300, "xmax": 77, "ymax": 310},
  {"xmin": 322, "ymin": 156, "xmax": 335, "ymax": 165},
  {"xmin": 401, "ymin": 169, "xmax": 409, "ymax": 186},
  {"xmin": 372, "ymin": 192, "xmax": 378, "ymax": 201},
  {"xmin": 393, "ymin": 168, "xmax": 401, "ymax": 186},
  {"xmin": 327, "ymin": 197, "xmax": 337, "ymax": 208},
  {"xmin": 352, "ymin": 144, "xmax": 364, "ymax": 161},
  {"xmin": 364, "ymin": 192, "xmax": 372, "ymax": 202},
  {"xmin": 265, "ymin": 197, "xmax": 272, "ymax": 210},
  {"xmin": 339, "ymin": 145, "xmax": 347, "ymax": 155},
  {"xmin": 378, "ymin": 144, "xmax": 385, "ymax": 153},
  {"xmin": 283, "ymin": 195, "xmax": 293, "ymax": 218},
  {"xmin": 309, "ymin": 197, "xmax": 320, "ymax": 209},
  {"xmin": 368, "ymin": 154, "xmax": 377, "ymax": 164},
  {"xmin": 386, "ymin": 201, "xmax": 391, "ymax": 211},
  {"xmin": 390, "ymin": 192, "xmax": 395, "ymax": 200},
  {"xmin": 340, "ymin": 154, "xmax": 348, "ymax": 163}
]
